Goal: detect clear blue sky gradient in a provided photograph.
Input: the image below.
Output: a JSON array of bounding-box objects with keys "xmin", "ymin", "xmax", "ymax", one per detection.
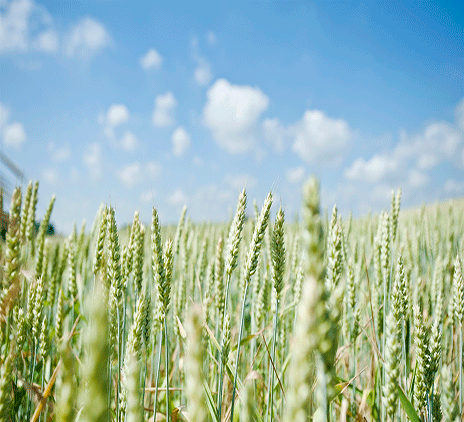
[{"xmin": 1, "ymin": 0, "xmax": 463, "ymax": 233}]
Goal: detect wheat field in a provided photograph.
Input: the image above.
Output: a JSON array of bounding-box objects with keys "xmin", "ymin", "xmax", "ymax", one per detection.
[{"xmin": 0, "ymin": 177, "xmax": 463, "ymax": 422}]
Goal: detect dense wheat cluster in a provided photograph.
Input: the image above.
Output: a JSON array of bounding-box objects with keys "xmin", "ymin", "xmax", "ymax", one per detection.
[{"xmin": 0, "ymin": 177, "xmax": 463, "ymax": 422}]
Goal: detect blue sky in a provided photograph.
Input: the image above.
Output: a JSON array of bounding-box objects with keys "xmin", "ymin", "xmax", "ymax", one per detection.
[{"xmin": 0, "ymin": 0, "xmax": 463, "ymax": 233}]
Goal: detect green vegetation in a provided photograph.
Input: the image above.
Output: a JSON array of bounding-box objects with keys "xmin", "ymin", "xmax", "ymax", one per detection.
[{"xmin": 0, "ymin": 178, "xmax": 463, "ymax": 421}]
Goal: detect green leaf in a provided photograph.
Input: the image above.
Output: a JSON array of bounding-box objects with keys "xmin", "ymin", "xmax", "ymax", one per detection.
[
  {"xmin": 397, "ymin": 383, "xmax": 421, "ymax": 422},
  {"xmin": 203, "ymin": 379, "xmax": 219, "ymax": 422}
]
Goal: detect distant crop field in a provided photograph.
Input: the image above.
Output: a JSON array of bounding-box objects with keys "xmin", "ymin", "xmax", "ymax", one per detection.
[{"xmin": 0, "ymin": 178, "xmax": 463, "ymax": 422}]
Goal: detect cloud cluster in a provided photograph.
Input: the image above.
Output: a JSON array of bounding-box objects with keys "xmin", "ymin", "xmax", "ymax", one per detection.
[
  {"xmin": 0, "ymin": 0, "xmax": 110, "ymax": 59},
  {"xmin": 99, "ymin": 104, "xmax": 140, "ymax": 152},
  {"xmin": 344, "ymin": 97, "xmax": 464, "ymax": 200}
]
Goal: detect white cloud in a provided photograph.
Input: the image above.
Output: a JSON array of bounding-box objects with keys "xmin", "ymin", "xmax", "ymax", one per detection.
[
  {"xmin": 287, "ymin": 166, "xmax": 305, "ymax": 184},
  {"xmin": 168, "ymin": 188, "xmax": 188, "ymax": 206},
  {"xmin": 145, "ymin": 161, "xmax": 161, "ymax": 179},
  {"xmin": 172, "ymin": 127, "xmax": 190, "ymax": 157},
  {"xmin": 292, "ymin": 110, "xmax": 353, "ymax": 165},
  {"xmin": 0, "ymin": 103, "xmax": 10, "ymax": 128},
  {"xmin": 412, "ymin": 122, "xmax": 461, "ymax": 169},
  {"xmin": 190, "ymin": 35, "xmax": 213, "ymax": 86},
  {"xmin": 140, "ymin": 48, "xmax": 163, "ymax": 71},
  {"xmin": 33, "ymin": 28, "xmax": 58, "ymax": 53},
  {"xmin": 3, "ymin": 122, "xmax": 26, "ymax": 149},
  {"xmin": 225, "ymin": 174, "xmax": 257, "ymax": 190},
  {"xmin": 262, "ymin": 118, "xmax": 287, "ymax": 153},
  {"xmin": 445, "ymin": 178, "xmax": 464, "ymax": 194},
  {"xmin": 118, "ymin": 162, "xmax": 144, "ymax": 187},
  {"xmin": 344, "ymin": 155, "xmax": 399, "ymax": 183},
  {"xmin": 83, "ymin": 142, "xmax": 102, "ymax": 180},
  {"xmin": 194, "ymin": 60, "xmax": 212, "ymax": 86},
  {"xmin": 152, "ymin": 92, "xmax": 176, "ymax": 127},
  {"xmin": 106, "ymin": 104, "xmax": 129, "ymax": 127},
  {"xmin": 48, "ymin": 141, "xmax": 71, "ymax": 162},
  {"xmin": 207, "ymin": 31, "xmax": 217, "ymax": 47},
  {"xmin": 121, "ymin": 131, "xmax": 138, "ymax": 152},
  {"xmin": 0, "ymin": 0, "xmax": 53, "ymax": 54},
  {"xmin": 100, "ymin": 104, "xmax": 130, "ymax": 139},
  {"xmin": 203, "ymin": 79, "xmax": 269, "ymax": 153},
  {"xmin": 408, "ymin": 169, "xmax": 428, "ymax": 189},
  {"xmin": 64, "ymin": 17, "xmax": 111, "ymax": 59},
  {"xmin": 43, "ymin": 167, "xmax": 58, "ymax": 185}
]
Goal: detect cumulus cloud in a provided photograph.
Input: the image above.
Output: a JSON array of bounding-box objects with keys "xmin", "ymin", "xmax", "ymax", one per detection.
[
  {"xmin": 292, "ymin": 110, "xmax": 353, "ymax": 165},
  {"xmin": 1, "ymin": 1, "xmax": 109, "ymax": 59},
  {"xmin": 100, "ymin": 104, "xmax": 130, "ymax": 139},
  {"xmin": 83, "ymin": 142, "xmax": 102, "ymax": 181},
  {"xmin": 345, "ymin": 98, "xmax": 464, "ymax": 188},
  {"xmin": 48, "ymin": 142, "xmax": 71, "ymax": 162},
  {"xmin": 152, "ymin": 92, "xmax": 176, "ymax": 127},
  {"xmin": 121, "ymin": 131, "xmax": 138, "ymax": 152},
  {"xmin": 32, "ymin": 28, "xmax": 58, "ymax": 53},
  {"xmin": 107, "ymin": 104, "xmax": 129, "ymax": 127},
  {"xmin": 412, "ymin": 122, "xmax": 461, "ymax": 170},
  {"xmin": 203, "ymin": 79, "xmax": 269, "ymax": 153},
  {"xmin": 3, "ymin": 122, "xmax": 26, "ymax": 149},
  {"xmin": 64, "ymin": 17, "xmax": 111, "ymax": 59},
  {"xmin": 168, "ymin": 188, "xmax": 188, "ymax": 206},
  {"xmin": 0, "ymin": 0, "xmax": 57, "ymax": 54},
  {"xmin": 287, "ymin": 166, "xmax": 305, "ymax": 184},
  {"xmin": 345, "ymin": 155, "xmax": 399, "ymax": 183},
  {"xmin": 172, "ymin": 127, "xmax": 190, "ymax": 157},
  {"xmin": 140, "ymin": 48, "xmax": 163, "ymax": 70}
]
